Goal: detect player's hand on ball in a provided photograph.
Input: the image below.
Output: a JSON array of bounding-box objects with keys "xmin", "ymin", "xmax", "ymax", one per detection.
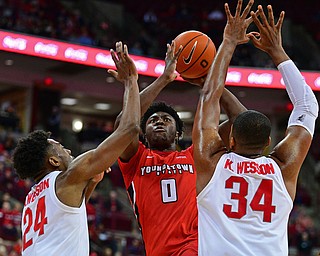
[{"xmin": 162, "ymin": 41, "xmax": 182, "ymax": 82}]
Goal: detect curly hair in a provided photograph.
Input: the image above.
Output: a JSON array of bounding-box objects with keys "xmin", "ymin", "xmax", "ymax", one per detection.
[
  {"xmin": 140, "ymin": 101, "xmax": 184, "ymax": 137},
  {"xmin": 13, "ymin": 130, "xmax": 51, "ymax": 180}
]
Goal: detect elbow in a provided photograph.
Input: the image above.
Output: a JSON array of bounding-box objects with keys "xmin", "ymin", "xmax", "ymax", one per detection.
[
  {"xmin": 119, "ymin": 123, "xmax": 140, "ymax": 137},
  {"xmin": 130, "ymin": 123, "xmax": 141, "ymax": 136}
]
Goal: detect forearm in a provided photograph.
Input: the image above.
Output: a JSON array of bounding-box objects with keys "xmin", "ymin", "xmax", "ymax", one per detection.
[
  {"xmin": 218, "ymin": 88, "xmax": 246, "ymax": 147},
  {"xmin": 114, "ymin": 75, "xmax": 171, "ymax": 129},
  {"xmin": 139, "ymin": 74, "xmax": 172, "ymax": 115},
  {"xmin": 85, "ymin": 180, "xmax": 99, "ymax": 204},
  {"xmin": 198, "ymin": 39, "xmax": 237, "ymax": 129},
  {"xmin": 117, "ymin": 78, "xmax": 140, "ymax": 130},
  {"xmin": 268, "ymin": 47, "xmax": 290, "ymax": 67},
  {"xmin": 278, "ymin": 60, "xmax": 318, "ymax": 135},
  {"xmin": 220, "ymin": 88, "xmax": 247, "ymax": 122},
  {"xmin": 202, "ymin": 39, "xmax": 236, "ymax": 101}
]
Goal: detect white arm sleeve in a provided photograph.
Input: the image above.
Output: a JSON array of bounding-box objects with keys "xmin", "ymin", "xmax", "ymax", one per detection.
[{"xmin": 278, "ymin": 60, "xmax": 319, "ymax": 136}]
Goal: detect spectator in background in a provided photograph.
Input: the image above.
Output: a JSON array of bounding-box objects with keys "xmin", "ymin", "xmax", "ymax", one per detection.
[
  {"xmin": 0, "ymin": 201, "xmax": 19, "ymax": 242},
  {"xmin": 0, "ymin": 244, "xmax": 8, "ymax": 256},
  {"xmin": 106, "ymin": 190, "xmax": 122, "ymax": 213},
  {"xmin": 70, "ymin": 27, "xmax": 95, "ymax": 46},
  {"xmin": 143, "ymin": 8, "xmax": 158, "ymax": 24},
  {"xmin": 105, "ymin": 190, "xmax": 123, "ymax": 230},
  {"xmin": 47, "ymin": 106, "xmax": 61, "ymax": 139},
  {"xmin": 127, "ymin": 238, "xmax": 144, "ymax": 255},
  {"xmin": 207, "ymin": 7, "xmax": 225, "ymax": 21},
  {"xmin": 297, "ymin": 231, "xmax": 313, "ymax": 256}
]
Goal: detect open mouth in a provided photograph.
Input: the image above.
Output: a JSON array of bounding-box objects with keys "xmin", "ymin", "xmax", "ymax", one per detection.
[{"xmin": 154, "ymin": 127, "xmax": 166, "ymax": 132}]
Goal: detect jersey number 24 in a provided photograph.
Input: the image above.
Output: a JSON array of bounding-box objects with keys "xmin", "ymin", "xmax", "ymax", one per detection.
[{"xmin": 22, "ymin": 196, "xmax": 48, "ymax": 251}]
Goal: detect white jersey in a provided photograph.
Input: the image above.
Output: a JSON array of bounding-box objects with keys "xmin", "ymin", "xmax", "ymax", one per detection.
[
  {"xmin": 22, "ymin": 171, "xmax": 89, "ymax": 256},
  {"xmin": 198, "ymin": 152, "xmax": 293, "ymax": 256}
]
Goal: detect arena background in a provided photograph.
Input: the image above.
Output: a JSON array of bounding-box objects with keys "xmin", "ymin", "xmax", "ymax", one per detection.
[{"xmin": 0, "ymin": 0, "xmax": 319, "ymax": 255}]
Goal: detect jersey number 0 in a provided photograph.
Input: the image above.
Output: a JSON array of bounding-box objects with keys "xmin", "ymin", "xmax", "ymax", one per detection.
[{"xmin": 161, "ymin": 179, "xmax": 178, "ymax": 203}]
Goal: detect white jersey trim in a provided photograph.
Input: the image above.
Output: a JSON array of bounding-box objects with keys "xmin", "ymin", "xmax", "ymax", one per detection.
[{"xmin": 47, "ymin": 171, "xmax": 85, "ymax": 213}]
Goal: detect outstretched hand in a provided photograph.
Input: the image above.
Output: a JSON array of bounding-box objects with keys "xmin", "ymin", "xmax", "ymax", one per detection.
[
  {"xmin": 248, "ymin": 5, "xmax": 285, "ymax": 55},
  {"xmin": 162, "ymin": 41, "xmax": 183, "ymax": 82},
  {"xmin": 108, "ymin": 41, "xmax": 138, "ymax": 83},
  {"xmin": 223, "ymin": 0, "xmax": 255, "ymax": 45}
]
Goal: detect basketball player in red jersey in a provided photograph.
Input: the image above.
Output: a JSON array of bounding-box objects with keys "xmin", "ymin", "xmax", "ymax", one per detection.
[
  {"xmin": 193, "ymin": 1, "xmax": 318, "ymax": 255},
  {"xmin": 13, "ymin": 42, "xmax": 140, "ymax": 256},
  {"xmin": 111, "ymin": 40, "xmax": 246, "ymax": 254}
]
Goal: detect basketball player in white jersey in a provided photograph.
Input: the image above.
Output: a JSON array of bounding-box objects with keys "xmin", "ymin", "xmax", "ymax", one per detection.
[
  {"xmin": 13, "ymin": 42, "xmax": 140, "ymax": 256},
  {"xmin": 193, "ymin": 1, "xmax": 318, "ymax": 256}
]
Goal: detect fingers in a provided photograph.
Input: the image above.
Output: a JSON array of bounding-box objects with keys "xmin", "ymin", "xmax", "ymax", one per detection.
[
  {"xmin": 107, "ymin": 69, "xmax": 118, "ymax": 78},
  {"xmin": 234, "ymin": 0, "xmax": 243, "ymax": 18},
  {"xmin": 267, "ymin": 5, "xmax": 275, "ymax": 27},
  {"xmin": 247, "ymin": 33, "xmax": 260, "ymax": 48},
  {"xmin": 175, "ymin": 45, "xmax": 183, "ymax": 59},
  {"xmin": 170, "ymin": 40, "xmax": 175, "ymax": 53},
  {"xmin": 110, "ymin": 49, "xmax": 118, "ymax": 64},
  {"xmin": 224, "ymin": 3, "xmax": 232, "ymax": 21},
  {"xmin": 257, "ymin": 5, "xmax": 268, "ymax": 27},
  {"xmin": 250, "ymin": 9, "xmax": 263, "ymax": 30},
  {"xmin": 275, "ymin": 10, "xmax": 285, "ymax": 30},
  {"xmin": 123, "ymin": 44, "xmax": 133, "ymax": 63},
  {"xmin": 123, "ymin": 44, "xmax": 128, "ymax": 56},
  {"xmin": 166, "ymin": 43, "xmax": 171, "ymax": 53},
  {"xmin": 241, "ymin": 0, "xmax": 254, "ymax": 19},
  {"xmin": 115, "ymin": 41, "xmax": 125, "ymax": 62}
]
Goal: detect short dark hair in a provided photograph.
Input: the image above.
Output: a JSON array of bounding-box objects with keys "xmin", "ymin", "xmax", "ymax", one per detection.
[
  {"xmin": 140, "ymin": 102, "xmax": 184, "ymax": 137},
  {"xmin": 13, "ymin": 130, "xmax": 51, "ymax": 180},
  {"xmin": 232, "ymin": 110, "xmax": 271, "ymax": 148}
]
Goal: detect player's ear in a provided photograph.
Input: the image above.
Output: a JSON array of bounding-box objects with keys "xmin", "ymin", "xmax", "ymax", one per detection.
[
  {"xmin": 48, "ymin": 156, "xmax": 60, "ymax": 167},
  {"xmin": 143, "ymin": 134, "xmax": 150, "ymax": 147},
  {"xmin": 266, "ymin": 136, "xmax": 271, "ymax": 147},
  {"xmin": 175, "ymin": 131, "xmax": 183, "ymax": 144},
  {"xmin": 229, "ymin": 136, "xmax": 235, "ymax": 150}
]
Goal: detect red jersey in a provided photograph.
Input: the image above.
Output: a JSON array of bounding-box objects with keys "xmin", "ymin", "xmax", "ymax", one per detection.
[{"xmin": 118, "ymin": 142, "xmax": 198, "ymax": 256}]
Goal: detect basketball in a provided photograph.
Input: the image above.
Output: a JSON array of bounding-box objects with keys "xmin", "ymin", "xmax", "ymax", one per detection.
[{"xmin": 173, "ymin": 30, "xmax": 216, "ymax": 79}]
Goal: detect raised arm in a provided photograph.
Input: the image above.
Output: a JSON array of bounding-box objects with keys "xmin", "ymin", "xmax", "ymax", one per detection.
[
  {"xmin": 193, "ymin": 0, "xmax": 254, "ymax": 193},
  {"xmin": 112, "ymin": 41, "xmax": 182, "ymax": 161},
  {"xmin": 249, "ymin": 6, "xmax": 319, "ymax": 200},
  {"xmin": 219, "ymin": 88, "xmax": 247, "ymax": 148},
  {"xmin": 59, "ymin": 42, "xmax": 141, "ymax": 206},
  {"xmin": 137, "ymin": 41, "xmax": 182, "ymax": 115}
]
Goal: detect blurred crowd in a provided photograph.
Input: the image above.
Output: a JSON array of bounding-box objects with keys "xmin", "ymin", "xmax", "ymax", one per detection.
[{"xmin": 1, "ymin": 0, "xmax": 320, "ymax": 70}]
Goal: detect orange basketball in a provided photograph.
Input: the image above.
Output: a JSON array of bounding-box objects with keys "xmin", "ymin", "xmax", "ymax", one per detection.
[{"xmin": 173, "ymin": 30, "xmax": 216, "ymax": 79}]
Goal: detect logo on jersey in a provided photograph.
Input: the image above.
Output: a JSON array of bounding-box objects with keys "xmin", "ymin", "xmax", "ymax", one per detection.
[
  {"xmin": 297, "ymin": 114, "xmax": 305, "ymax": 122},
  {"xmin": 141, "ymin": 164, "xmax": 194, "ymax": 176},
  {"xmin": 183, "ymin": 41, "xmax": 197, "ymax": 65}
]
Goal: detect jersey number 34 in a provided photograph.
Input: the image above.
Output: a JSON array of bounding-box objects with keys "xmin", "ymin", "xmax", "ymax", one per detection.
[{"xmin": 223, "ymin": 176, "xmax": 276, "ymax": 222}]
